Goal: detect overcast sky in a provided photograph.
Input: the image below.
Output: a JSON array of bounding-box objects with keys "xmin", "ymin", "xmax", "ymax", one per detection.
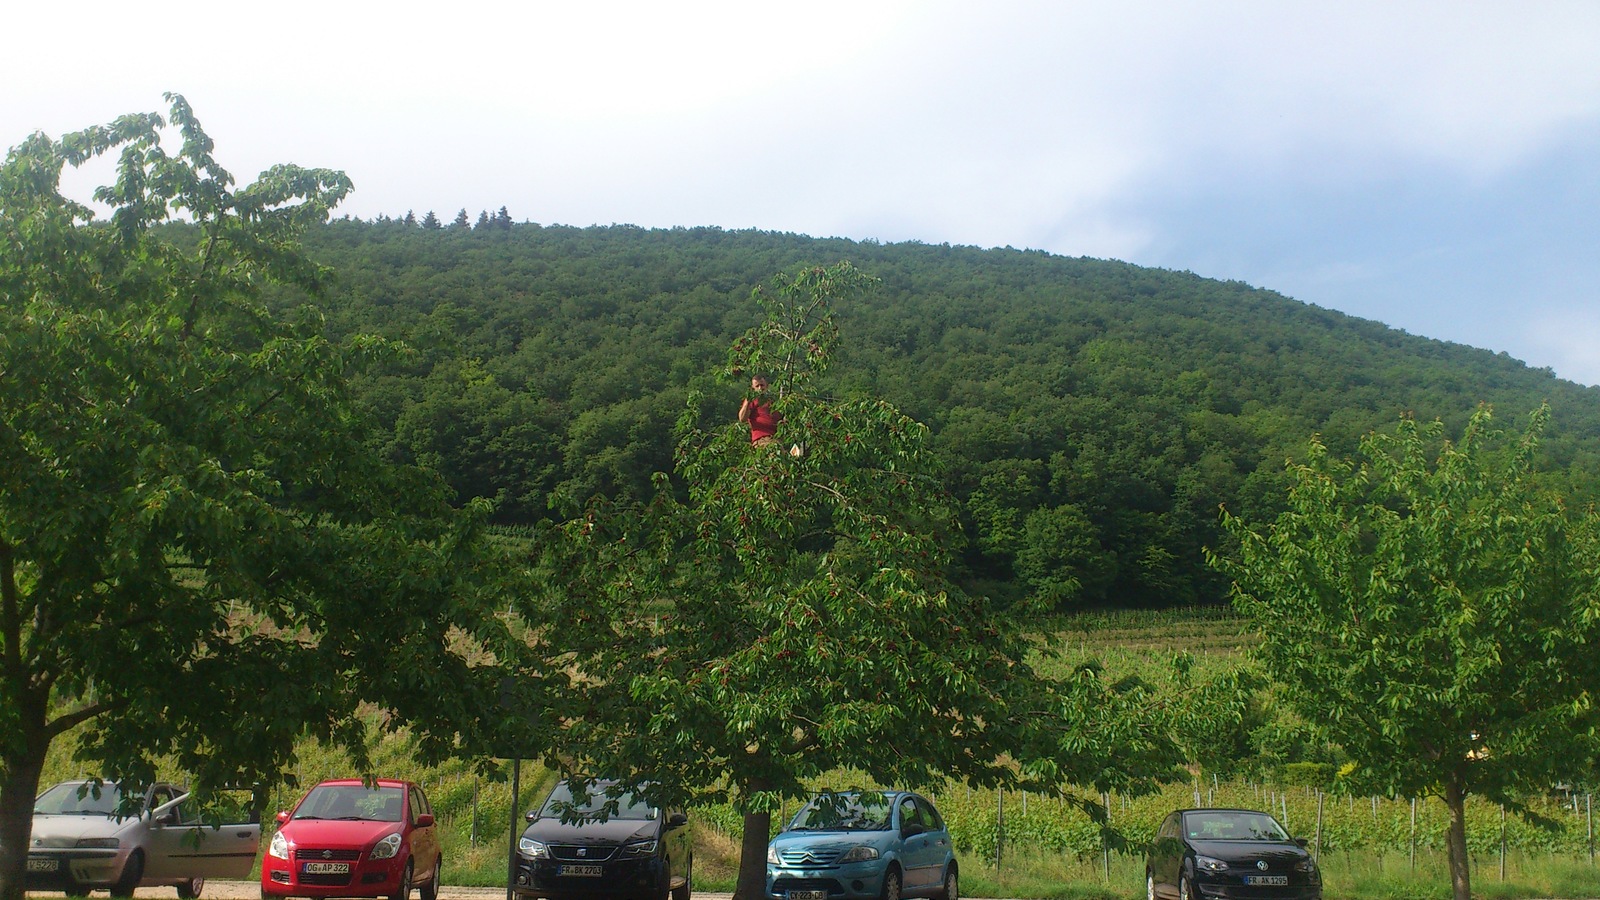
[{"xmin": 8, "ymin": 2, "xmax": 1600, "ymax": 384}]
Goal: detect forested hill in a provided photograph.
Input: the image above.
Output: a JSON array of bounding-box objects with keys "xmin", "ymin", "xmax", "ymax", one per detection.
[{"xmin": 284, "ymin": 217, "xmax": 1600, "ymax": 610}]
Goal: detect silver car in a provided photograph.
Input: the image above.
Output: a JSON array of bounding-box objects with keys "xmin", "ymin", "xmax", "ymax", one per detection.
[{"xmin": 25, "ymin": 780, "xmax": 261, "ymax": 897}]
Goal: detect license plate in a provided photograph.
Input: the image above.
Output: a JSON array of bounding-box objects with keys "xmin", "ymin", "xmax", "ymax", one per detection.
[
  {"xmin": 1244, "ymin": 875, "xmax": 1288, "ymax": 886},
  {"xmin": 303, "ymin": 862, "xmax": 351, "ymax": 875},
  {"xmin": 559, "ymin": 865, "xmax": 604, "ymax": 877},
  {"xmin": 26, "ymin": 858, "xmax": 58, "ymax": 873},
  {"xmin": 789, "ymin": 892, "xmax": 828, "ymax": 900}
]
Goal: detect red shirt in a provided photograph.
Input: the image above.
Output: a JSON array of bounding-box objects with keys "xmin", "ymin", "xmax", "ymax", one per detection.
[{"xmin": 747, "ymin": 400, "xmax": 778, "ymax": 444}]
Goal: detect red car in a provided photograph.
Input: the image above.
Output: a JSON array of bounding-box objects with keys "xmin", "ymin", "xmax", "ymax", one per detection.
[{"xmin": 261, "ymin": 779, "xmax": 442, "ymax": 900}]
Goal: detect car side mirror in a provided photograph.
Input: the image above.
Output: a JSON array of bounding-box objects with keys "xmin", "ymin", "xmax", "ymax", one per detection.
[
  {"xmin": 524, "ymin": 810, "xmax": 538, "ymax": 822},
  {"xmin": 276, "ymin": 810, "xmax": 290, "ymax": 825},
  {"xmin": 1294, "ymin": 837, "xmax": 1309, "ymax": 848},
  {"xmin": 666, "ymin": 813, "xmax": 688, "ymax": 829},
  {"xmin": 416, "ymin": 813, "xmax": 435, "ymax": 828}
]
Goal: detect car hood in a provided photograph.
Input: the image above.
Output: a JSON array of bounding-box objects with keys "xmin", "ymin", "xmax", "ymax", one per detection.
[
  {"xmin": 29, "ymin": 814, "xmax": 139, "ymax": 847},
  {"xmin": 279, "ymin": 819, "xmax": 403, "ymax": 847},
  {"xmin": 521, "ymin": 816, "xmax": 657, "ymax": 846},
  {"xmin": 1188, "ymin": 840, "xmax": 1311, "ymax": 866},
  {"xmin": 771, "ymin": 830, "xmax": 895, "ymax": 852}
]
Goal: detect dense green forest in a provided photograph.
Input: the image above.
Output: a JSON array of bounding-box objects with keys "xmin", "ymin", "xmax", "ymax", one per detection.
[{"xmin": 269, "ymin": 216, "xmax": 1600, "ymax": 609}]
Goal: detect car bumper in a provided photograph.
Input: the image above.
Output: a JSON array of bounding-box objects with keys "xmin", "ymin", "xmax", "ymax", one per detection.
[
  {"xmin": 767, "ymin": 863, "xmax": 890, "ymax": 900},
  {"xmin": 24, "ymin": 848, "xmax": 132, "ymax": 889},
  {"xmin": 1190, "ymin": 875, "xmax": 1321, "ymax": 900},
  {"xmin": 512, "ymin": 855, "xmax": 669, "ymax": 900},
  {"xmin": 261, "ymin": 853, "xmax": 411, "ymax": 898}
]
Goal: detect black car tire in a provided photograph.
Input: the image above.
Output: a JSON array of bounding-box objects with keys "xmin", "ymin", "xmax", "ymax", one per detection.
[
  {"xmin": 179, "ymin": 876, "xmax": 206, "ymax": 899},
  {"xmin": 671, "ymin": 856, "xmax": 692, "ymax": 900},
  {"xmin": 880, "ymin": 867, "xmax": 902, "ymax": 900},
  {"xmin": 111, "ymin": 850, "xmax": 145, "ymax": 897},
  {"xmin": 390, "ymin": 859, "xmax": 414, "ymax": 900},
  {"xmin": 939, "ymin": 866, "xmax": 957, "ymax": 900},
  {"xmin": 420, "ymin": 858, "xmax": 441, "ymax": 900},
  {"xmin": 1179, "ymin": 874, "xmax": 1196, "ymax": 900}
]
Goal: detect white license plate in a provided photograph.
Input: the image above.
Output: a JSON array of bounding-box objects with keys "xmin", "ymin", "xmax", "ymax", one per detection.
[
  {"xmin": 789, "ymin": 891, "xmax": 828, "ymax": 900},
  {"xmin": 1244, "ymin": 875, "xmax": 1288, "ymax": 886},
  {"xmin": 303, "ymin": 862, "xmax": 351, "ymax": 875},
  {"xmin": 559, "ymin": 865, "xmax": 604, "ymax": 877},
  {"xmin": 26, "ymin": 858, "xmax": 59, "ymax": 873}
]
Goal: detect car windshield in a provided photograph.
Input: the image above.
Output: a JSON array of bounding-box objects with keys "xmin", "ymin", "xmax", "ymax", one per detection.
[
  {"xmin": 293, "ymin": 785, "xmax": 406, "ymax": 822},
  {"xmin": 539, "ymin": 782, "xmax": 657, "ymax": 821},
  {"xmin": 789, "ymin": 793, "xmax": 892, "ymax": 831},
  {"xmin": 1184, "ymin": 811, "xmax": 1290, "ymax": 841},
  {"xmin": 34, "ymin": 782, "xmax": 125, "ymax": 816}
]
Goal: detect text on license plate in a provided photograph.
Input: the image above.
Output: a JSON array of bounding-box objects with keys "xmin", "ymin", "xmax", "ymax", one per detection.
[
  {"xmin": 788, "ymin": 892, "xmax": 828, "ymax": 900},
  {"xmin": 559, "ymin": 865, "xmax": 604, "ymax": 877},
  {"xmin": 1244, "ymin": 875, "xmax": 1288, "ymax": 886},
  {"xmin": 303, "ymin": 862, "xmax": 351, "ymax": 875},
  {"xmin": 26, "ymin": 858, "xmax": 59, "ymax": 873}
]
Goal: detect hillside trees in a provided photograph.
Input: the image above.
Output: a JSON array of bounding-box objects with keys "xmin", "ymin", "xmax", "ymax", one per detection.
[
  {"xmin": 529, "ymin": 263, "xmax": 1192, "ymax": 900},
  {"xmin": 0, "ymin": 98, "xmax": 551, "ymax": 900},
  {"xmin": 1213, "ymin": 406, "xmax": 1600, "ymax": 900}
]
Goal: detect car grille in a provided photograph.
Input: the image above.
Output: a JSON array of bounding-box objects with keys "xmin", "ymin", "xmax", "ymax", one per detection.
[
  {"xmin": 294, "ymin": 849, "xmax": 363, "ymax": 861},
  {"xmin": 778, "ymin": 848, "xmax": 844, "ymax": 867},
  {"xmin": 771, "ymin": 877, "xmax": 842, "ymax": 894},
  {"xmin": 299, "ymin": 872, "xmax": 355, "ymax": 886},
  {"xmin": 550, "ymin": 845, "xmax": 619, "ymax": 862}
]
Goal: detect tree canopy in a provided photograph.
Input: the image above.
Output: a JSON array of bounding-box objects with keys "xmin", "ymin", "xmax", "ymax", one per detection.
[
  {"xmin": 0, "ymin": 97, "xmax": 550, "ymax": 900},
  {"xmin": 1213, "ymin": 406, "xmax": 1600, "ymax": 900}
]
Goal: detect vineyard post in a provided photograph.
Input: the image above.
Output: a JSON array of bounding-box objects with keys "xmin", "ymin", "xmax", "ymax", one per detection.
[
  {"xmin": 471, "ymin": 777, "xmax": 479, "ymax": 847},
  {"xmin": 1281, "ymin": 793, "xmax": 1289, "ymax": 832},
  {"xmin": 1588, "ymin": 794, "xmax": 1593, "ymax": 864},
  {"xmin": 1314, "ymin": 790, "xmax": 1323, "ymax": 862},
  {"xmin": 996, "ymin": 789, "xmax": 1003, "ymax": 875},
  {"xmin": 1103, "ymin": 792, "xmax": 1112, "ymax": 883},
  {"xmin": 1410, "ymin": 797, "xmax": 1416, "ymax": 872}
]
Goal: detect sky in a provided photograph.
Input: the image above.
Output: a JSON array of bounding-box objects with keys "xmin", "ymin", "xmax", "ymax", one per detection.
[{"xmin": 7, "ymin": 2, "xmax": 1600, "ymax": 384}]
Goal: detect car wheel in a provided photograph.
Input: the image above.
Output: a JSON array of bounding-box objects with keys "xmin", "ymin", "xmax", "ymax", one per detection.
[
  {"xmin": 939, "ymin": 866, "xmax": 957, "ymax": 900},
  {"xmin": 1179, "ymin": 874, "xmax": 1196, "ymax": 900},
  {"xmin": 1146, "ymin": 872, "xmax": 1156, "ymax": 900},
  {"xmin": 880, "ymin": 867, "xmax": 902, "ymax": 900},
  {"xmin": 420, "ymin": 857, "xmax": 441, "ymax": 900},
  {"xmin": 390, "ymin": 859, "xmax": 414, "ymax": 900},
  {"xmin": 671, "ymin": 856, "xmax": 692, "ymax": 900},
  {"xmin": 179, "ymin": 877, "xmax": 206, "ymax": 899},
  {"xmin": 111, "ymin": 850, "xmax": 145, "ymax": 897}
]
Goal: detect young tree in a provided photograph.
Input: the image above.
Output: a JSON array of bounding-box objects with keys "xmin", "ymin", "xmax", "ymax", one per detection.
[
  {"xmin": 1213, "ymin": 406, "xmax": 1600, "ymax": 900},
  {"xmin": 531, "ymin": 263, "xmax": 1186, "ymax": 900},
  {"xmin": 0, "ymin": 97, "xmax": 550, "ymax": 900},
  {"xmin": 421, "ymin": 209, "xmax": 441, "ymax": 229}
]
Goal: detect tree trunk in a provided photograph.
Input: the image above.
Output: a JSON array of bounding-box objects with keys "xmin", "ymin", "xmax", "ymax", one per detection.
[
  {"xmin": 0, "ymin": 728, "xmax": 49, "ymax": 900},
  {"xmin": 733, "ymin": 780, "xmax": 774, "ymax": 900},
  {"xmin": 1444, "ymin": 777, "xmax": 1471, "ymax": 900}
]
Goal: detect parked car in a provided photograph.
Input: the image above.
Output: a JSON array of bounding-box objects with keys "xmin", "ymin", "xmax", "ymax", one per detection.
[
  {"xmin": 1146, "ymin": 808, "xmax": 1322, "ymax": 900},
  {"xmin": 24, "ymin": 779, "xmax": 260, "ymax": 898},
  {"xmin": 512, "ymin": 778, "xmax": 692, "ymax": 900},
  {"xmin": 766, "ymin": 790, "xmax": 956, "ymax": 900},
  {"xmin": 261, "ymin": 778, "xmax": 442, "ymax": 900}
]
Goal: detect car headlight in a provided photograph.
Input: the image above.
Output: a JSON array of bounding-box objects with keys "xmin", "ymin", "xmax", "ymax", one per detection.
[
  {"xmin": 621, "ymin": 838, "xmax": 658, "ymax": 857},
  {"xmin": 839, "ymin": 846, "xmax": 879, "ymax": 863},
  {"xmin": 75, "ymin": 838, "xmax": 120, "ymax": 850},
  {"xmin": 1295, "ymin": 858, "xmax": 1319, "ymax": 874},
  {"xmin": 518, "ymin": 837, "xmax": 549, "ymax": 859},
  {"xmin": 269, "ymin": 832, "xmax": 289, "ymax": 860},
  {"xmin": 766, "ymin": 845, "xmax": 780, "ymax": 865},
  {"xmin": 369, "ymin": 833, "xmax": 403, "ymax": 861},
  {"xmin": 1194, "ymin": 854, "xmax": 1227, "ymax": 873}
]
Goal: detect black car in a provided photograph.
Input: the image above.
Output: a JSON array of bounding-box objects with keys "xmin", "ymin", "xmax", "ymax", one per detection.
[
  {"xmin": 1146, "ymin": 808, "xmax": 1320, "ymax": 900},
  {"xmin": 512, "ymin": 779, "xmax": 692, "ymax": 900}
]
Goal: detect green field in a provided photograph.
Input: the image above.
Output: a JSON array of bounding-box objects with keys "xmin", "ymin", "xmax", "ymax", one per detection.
[{"xmin": 36, "ymin": 608, "xmax": 1600, "ymax": 899}]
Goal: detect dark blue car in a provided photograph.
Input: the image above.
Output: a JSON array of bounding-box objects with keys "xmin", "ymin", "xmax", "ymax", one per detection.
[
  {"xmin": 1146, "ymin": 808, "xmax": 1321, "ymax": 900},
  {"xmin": 766, "ymin": 791, "xmax": 956, "ymax": 900}
]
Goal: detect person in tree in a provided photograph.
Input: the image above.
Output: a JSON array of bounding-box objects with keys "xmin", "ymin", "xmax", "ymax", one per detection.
[{"xmin": 737, "ymin": 374, "xmax": 780, "ymax": 445}]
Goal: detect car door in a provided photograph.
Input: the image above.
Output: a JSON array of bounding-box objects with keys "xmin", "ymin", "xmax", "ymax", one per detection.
[
  {"xmin": 1149, "ymin": 813, "xmax": 1182, "ymax": 899},
  {"xmin": 894, "ymin": 796, "xmax": 943, "ymax": 893},
  {"xmin": 408, "ymin": 785, "xmax": 441, "ymax": 878},
  {"xmin": 144, "ymin": 789, "xmax": 261, "ymax": 881}
]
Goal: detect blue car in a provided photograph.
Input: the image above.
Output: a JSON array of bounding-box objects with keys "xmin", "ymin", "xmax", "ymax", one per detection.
[{"xmin": 766, "ymin": 791, "xmax": 957, "ymax": 900}]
